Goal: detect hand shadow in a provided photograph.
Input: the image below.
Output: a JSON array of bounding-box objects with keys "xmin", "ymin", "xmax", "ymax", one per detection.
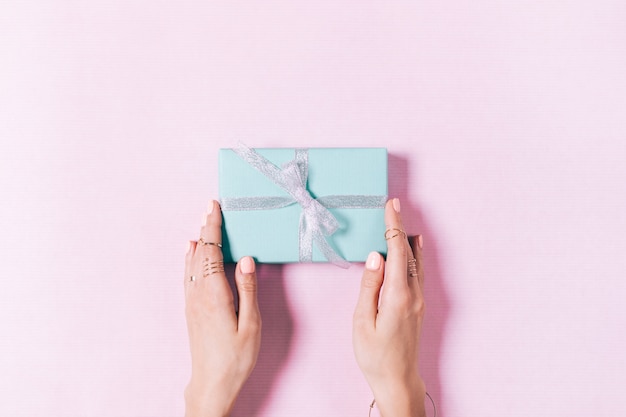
[
  {"xmin": 230, "ymin": 263, "xmax": 293, "ymax": 417},
  {"xmin": 390, "ymin": 153, "xmax": 450, "ymax": 417}
]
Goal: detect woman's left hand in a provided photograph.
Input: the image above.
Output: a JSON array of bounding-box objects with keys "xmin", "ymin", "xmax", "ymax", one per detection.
[{"xmin": 184, "ymin": 200, "xmax": 262, "ymax": 417}]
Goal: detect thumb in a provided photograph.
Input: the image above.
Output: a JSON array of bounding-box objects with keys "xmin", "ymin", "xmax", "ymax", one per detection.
[
  {"xmin": 354, "ymin": 252, "xmax": 385, "ymax": 328},
  {"xmin": 235, "ymin": 256, "xmax": 261, "ymax": 334}
]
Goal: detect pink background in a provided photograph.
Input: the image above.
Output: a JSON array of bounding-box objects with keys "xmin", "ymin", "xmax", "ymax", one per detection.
[{"xmin": 2, "ymin": 1, "xmax": 625, "ymax": 416}]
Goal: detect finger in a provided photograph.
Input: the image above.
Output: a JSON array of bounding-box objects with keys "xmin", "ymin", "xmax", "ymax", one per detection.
[
  {"xmin": 354, "ymin": 251, "xmax": 385, "ymax": 327},
  {"xmin": 407, "ymin": 235, "xmax": 424, "ymax": 293},
  {"xmin": 196, "ymin": 200, "xmax": 231, "ymax": 300},
  {"xmin": 407, "ymin": 236, "xmax": 418, "ymax": 291},
  {"xmin": 184, "ymin": 240, "xmax": 197, "ymax": 285},
  {"xmin": 409, "ymin": 235, "xmax": 426, "ymax": 319},
  {"xmin": 235, "ymin": 256, "xmax": 261, "ymax": 334},
  {"xmin": 416, "ymin": 235, "xmax": 424, "ymax": 289},
  {"xmin": 382, "ymin": 198, "xmax": 409, "ymax": 292},
  {"xmin": 199, "ymin": 200, "xmax": 223, "ymax": 261}
]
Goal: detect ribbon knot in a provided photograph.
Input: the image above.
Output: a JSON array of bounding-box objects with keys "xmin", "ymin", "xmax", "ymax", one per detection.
[
  {"xmin": 220, "ymin": 144, "xmax": 387, "ymax": 268},
  {"xmin": 293, "ymin": 188, "xmax": 314, "ymax": 209},
  {"xmin": 282, "ymin": 161, "xmax": 314, "ymax": 209}
]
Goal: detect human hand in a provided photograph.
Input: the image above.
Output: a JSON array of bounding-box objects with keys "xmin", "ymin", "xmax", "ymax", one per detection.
[
  {"xmin": 353, "ymin": 198, "xmax": 426, "ymax": 417},
  {"xmin": 184, "ymin": 200, "xmax": 262, "ymax": 417}
]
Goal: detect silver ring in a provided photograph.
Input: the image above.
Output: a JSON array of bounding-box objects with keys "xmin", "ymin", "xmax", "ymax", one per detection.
[{"xmin": 190, "ymin": 275, "xmax": 196, "ymax": 282}]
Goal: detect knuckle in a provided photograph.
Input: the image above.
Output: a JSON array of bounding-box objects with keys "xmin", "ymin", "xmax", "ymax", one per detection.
[
  {"xmin": 395, "ymin": 291, "xmax": 412, "ymax": 309},
  {"xmin": 241, "ymin": 316, "xmax": 262, "ymax": 338},
  {"xmin": 414, "ymin": 298, "xmax": 426, "ymax": 316},
  {"xmin": 352, "ymin": 314, "xmax": 371, "ymax": 333},
  {"xmin": 238, "ymin": 276, "xmax": 258, "ymax": 293},
  {"xmin": 205, "ymin": 247, "xmax": 223, "ymax": 260},
  {"xmin": 394, "ymin": 241, "xmax": 408, "ymax": 256},
  {"xmin": 249, "ymin": 316, "xmax": 262, "ymax": 333},
  {"xmin": 361, "ymin": 274, "xmax": 382, "ymax": 289},
  {"xmin": 352, "ymin": 310, "xmax": 366, "ymax": 324}
]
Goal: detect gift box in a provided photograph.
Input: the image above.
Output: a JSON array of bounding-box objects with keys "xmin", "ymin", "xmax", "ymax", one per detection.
[{"xmin": 219, "ymin": 146, "xmax": 388, "ymax": 266}]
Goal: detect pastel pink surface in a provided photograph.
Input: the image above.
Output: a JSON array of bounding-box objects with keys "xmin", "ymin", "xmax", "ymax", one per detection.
[{"xmin": 1, "ymin": 1, "xmax": 626, "ymax": 416}]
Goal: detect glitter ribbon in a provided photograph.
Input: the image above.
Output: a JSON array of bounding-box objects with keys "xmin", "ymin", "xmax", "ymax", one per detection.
[{"xmin": 220, "ymin": 144, "xmax": 387, "ymax": 268}]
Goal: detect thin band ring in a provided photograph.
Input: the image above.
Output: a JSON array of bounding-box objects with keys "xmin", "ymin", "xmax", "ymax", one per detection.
[
  {"xmin": 189, "ymin": 275, "xmax": 196, "ymax": 282},
  {"xmin": 199, "ymin": 237, "xmax": 222, "ymax": 248},
  {"xmin": 384, "ymin": 228, "xmax": 407, "ymax": 241},
  {"xmin": 203, "ymin": 258, "xmax": 225, "ymax": 277},
  {"xmin": 408, "ymin": 258, "xmax": 418, "ymax": 278}
]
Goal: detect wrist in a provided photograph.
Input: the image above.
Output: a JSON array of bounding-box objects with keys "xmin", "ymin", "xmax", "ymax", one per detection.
[
  {"xmin": 184, "ymin": 381, "xmax": 235, "ymax": 417},
  {"xmin": 373, "ymin": 377, "xmax": 426, "ymax": 417}
]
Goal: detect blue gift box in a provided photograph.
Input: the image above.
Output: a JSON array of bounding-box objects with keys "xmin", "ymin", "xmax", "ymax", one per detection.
[{"xmin": 219, "ymin": 146, "xmax": 388, "ymax": 266}]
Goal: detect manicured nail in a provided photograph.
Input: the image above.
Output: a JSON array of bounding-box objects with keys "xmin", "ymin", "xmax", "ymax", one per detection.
[
  {"xmin": 201, "ymin": 212, "xmax": 208, "ymax": 226},
  {"xmin": 207, "ymin": 200, "xmax": 215, "ymax": 215},
  {"xmin": 366, "ymin": 252, "xmax": 381, "ymax": 271},
  {"xmin": 392, "ymin": 198, "xmax": 401, "ymax": 213},
  {"xmin": 186, "ymin": 241, "xmax": 192, "ymax": 253},
  {"xmin": 417, "ymin": 235, "xmax": 424, "ymax": 249},
  {"xmin": 240, "ymin": 256, "xmax": 255, "ymax": 274}
]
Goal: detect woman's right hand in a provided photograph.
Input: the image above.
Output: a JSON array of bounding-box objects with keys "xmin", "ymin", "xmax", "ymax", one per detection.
[{"xmin": 353, "ymin": 198, "xmax": 426, "ymax": 417}]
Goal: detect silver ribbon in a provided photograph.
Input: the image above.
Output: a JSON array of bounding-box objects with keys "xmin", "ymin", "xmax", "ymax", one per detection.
[{"xmin": 221, "ymin": 144, "xmax": 387, "ymax": 268}]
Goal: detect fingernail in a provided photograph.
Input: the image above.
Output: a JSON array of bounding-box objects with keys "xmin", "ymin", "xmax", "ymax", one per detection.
[
  {"xmin": 417, "ymin": 235, "xmax": 424, "ymax": 249},
  {"xmin": 241, "ymin": 256, "xmax": 255, "ymax": 274},
  {"xmin": 392, "ymin": 198, "xmax": 401, "ymax": 213},
  {"xmin": 366, "ymin": 252, "xmax": 381, "ymax": 271},
  {"xmin": 207, "ymin": 200, "xmax": 215, "ymax": 215},
  {"xmin": 201, "ymin": 212, "xmax": 208, "ymax": 226},
  {"xmin": 186, "ymin": 241, "xmax": 192, "ymax": 252}
]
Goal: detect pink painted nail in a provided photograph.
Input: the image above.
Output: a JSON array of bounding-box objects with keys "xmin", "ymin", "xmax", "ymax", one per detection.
[
  {"xmin": 207, "ymin": 200, "xmax": 215, "ymax": 215},
  {"xmin": 392, "ymin": 198, "xmax": 401, "ymax": 213},
  {"xmin": 417, "ymin": 235, "xmax": 424, "ymax": 249},
  {"xmin": 366, "ymin": 252, "xmax": 381, "ymax": 271},
  {"xmin": 240, "ymin": 256, "xmax": 255, "ymax": 274}
]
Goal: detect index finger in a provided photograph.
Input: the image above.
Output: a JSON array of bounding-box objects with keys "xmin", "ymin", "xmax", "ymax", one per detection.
[
  {"xmin": 197, "ymin": 200, "xmax": 232, "ymax": 301},
  {"xmin": 382, "ymin": 198, "xmax": 410, "ymax": 291},
  {"xmin": 199, "ymin": 200, "xmax": 223, "ymax": 260}
]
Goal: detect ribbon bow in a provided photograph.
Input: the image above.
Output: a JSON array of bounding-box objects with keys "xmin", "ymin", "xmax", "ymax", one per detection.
[{"xmin": 220, "ymin": 144, "xmax": 387, "ymax": 268}]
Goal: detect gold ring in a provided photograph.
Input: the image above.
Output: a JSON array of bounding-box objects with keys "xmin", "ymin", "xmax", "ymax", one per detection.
[
  {"xmin": 385, "ymin": 228, "xmax": 407, "ymax": 240},
  {"xmin": 408, "ymin": 258, "xmax": 418, "ymax": 278},
  {"xmin": 202, "ymin": 258, "xmax": 225, "ymax": 277},
  {"xmin": 199, "ymin": 237, "xmax": 222, "ymax": 248}
]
